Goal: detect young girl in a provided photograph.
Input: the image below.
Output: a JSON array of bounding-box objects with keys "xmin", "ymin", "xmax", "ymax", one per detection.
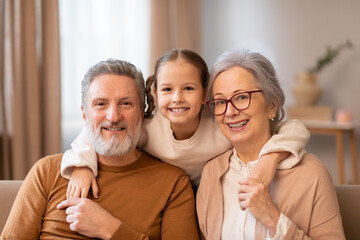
[{"xmin": 61, "ymin": 49, "xmax": 309, "ymax": 198}]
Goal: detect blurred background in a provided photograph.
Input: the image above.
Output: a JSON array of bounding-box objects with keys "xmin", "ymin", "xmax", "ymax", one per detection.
[{"xmin": 1, "ymin": 0, "xmax": 359, "ymax": 184}]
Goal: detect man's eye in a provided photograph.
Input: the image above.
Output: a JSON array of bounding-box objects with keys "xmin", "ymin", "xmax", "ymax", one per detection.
[
  {"xmin": 121, "ymin": 101, "xmax": 134, "ymax": 107},
  {"xmin": 95, "ymin": 102, "xmax": 105, "ymax": 107}
]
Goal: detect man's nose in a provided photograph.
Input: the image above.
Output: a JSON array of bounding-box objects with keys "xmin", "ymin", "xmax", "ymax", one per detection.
[
  {"xmin": 172, "ymin": 91, "xmax": 184, "ymax": 103},
  {"xmin": 106, "ymin": 106, "xmax": 122, "ymax": 123}
]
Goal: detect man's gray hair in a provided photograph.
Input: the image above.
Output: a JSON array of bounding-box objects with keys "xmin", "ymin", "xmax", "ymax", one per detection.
[
  {"xmin": 81, "ymin": 59, "xmax": 146, "ymax": 110},
  {"xmin": 207, "ymin": 50, "xmax": 285, "ymax": 134}
]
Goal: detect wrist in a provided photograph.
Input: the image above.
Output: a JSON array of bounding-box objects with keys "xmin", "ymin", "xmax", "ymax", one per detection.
[
  {"xmin": 266, "ymin": 209, "xmax": 281, "ymax": 237},
  {"xmin": 261, "ymin": 152, "xmax": 288, "ymax": 164},
  {"xmin": 103, "ymin": 218, "xmax": 121, "ymax": 240}
]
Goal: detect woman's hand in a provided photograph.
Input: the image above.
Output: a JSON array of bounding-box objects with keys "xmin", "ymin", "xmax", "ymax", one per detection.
[
  {"xmin": 67, "ymin": 167, "xmax": 99, "ymax": 199},
  {"xmin": 238, "ymin": 177, "xmax": 280, "ymax": 236}
]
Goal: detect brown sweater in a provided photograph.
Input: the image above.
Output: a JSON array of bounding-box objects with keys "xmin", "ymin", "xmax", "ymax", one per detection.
[{"xmin": 1, "ymin": 152, "xmax": 199, "ymax": 240}]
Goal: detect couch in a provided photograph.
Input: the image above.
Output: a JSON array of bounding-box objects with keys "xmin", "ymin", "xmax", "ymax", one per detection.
[{"xmin": 0, "ymin": 181, "xmax": 359, "ymax": 239}]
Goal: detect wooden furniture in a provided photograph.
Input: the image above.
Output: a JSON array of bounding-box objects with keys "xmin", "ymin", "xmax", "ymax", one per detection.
[{"xmin": 301, "ymin": 120, "xmax": 359, "ymax": 185}]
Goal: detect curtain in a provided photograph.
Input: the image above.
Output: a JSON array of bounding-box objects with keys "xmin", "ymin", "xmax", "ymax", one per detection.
[
  {"xmin": 0, "ymin": 0, "xmax": 61, "ymax": 180},
  {"xmin": 149, "ymin": 0, "xmax": 202, "ymax": 69}
]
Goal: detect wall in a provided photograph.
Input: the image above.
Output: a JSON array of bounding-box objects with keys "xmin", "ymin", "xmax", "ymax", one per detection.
[{"xmin": 201, "ymin": 0, "xmax": 360, "ymax": 184}]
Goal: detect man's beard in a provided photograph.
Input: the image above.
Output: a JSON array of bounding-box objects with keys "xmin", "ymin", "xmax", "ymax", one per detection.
[{"xmin": 86, "ymin": 118, "xmax": 142, "ymax": 157}]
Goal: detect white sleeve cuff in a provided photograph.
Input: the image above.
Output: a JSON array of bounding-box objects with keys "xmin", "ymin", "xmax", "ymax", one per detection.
[
  {"xmin": 259, "ymin": 119, "xmax": 310, "ymax": 169},
  {"xmin": 61, "ymin": 126, "xmax": 98, "ymax": 179},
  {"xmin": 265, "ymin": 213, "xmax": 291, "ymax": 240}
]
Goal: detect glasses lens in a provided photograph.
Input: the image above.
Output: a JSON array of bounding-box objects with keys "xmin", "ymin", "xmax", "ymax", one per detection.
[
  {"xmin": 232, "ymin": 92, "xmax": 250, "ymax": 110},
  {"xmin": 208, "ymin": 99, "xmax": 226, "ymax": 115}
]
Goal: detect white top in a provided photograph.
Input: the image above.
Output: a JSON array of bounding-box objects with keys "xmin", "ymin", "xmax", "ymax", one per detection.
[
  {"xmin": 221, "ymin": 149, "xmax": 291, "ymax": 240},
  {"xmin": 61, "ymin": 109, "xmax": 310, "ymax": 187}
]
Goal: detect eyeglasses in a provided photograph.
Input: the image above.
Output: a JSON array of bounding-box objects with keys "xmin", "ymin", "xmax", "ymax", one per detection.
[{"xmin": 206, "ymin": 90, "xmax": 263, "ymax": 116}]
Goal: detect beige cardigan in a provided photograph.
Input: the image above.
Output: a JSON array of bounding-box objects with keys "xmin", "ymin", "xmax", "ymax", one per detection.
[{"xmin": 196, "ymin": 150, "xmax": 345, "ymax": 240}]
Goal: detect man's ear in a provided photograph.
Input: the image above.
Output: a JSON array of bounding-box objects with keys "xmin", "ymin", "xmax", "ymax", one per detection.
[{"xmin": 81, "ymin": 106, "xmax": 86, "ymax": 121}]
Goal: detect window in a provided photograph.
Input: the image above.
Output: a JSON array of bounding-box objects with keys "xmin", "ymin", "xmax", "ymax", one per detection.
[{"xmin": 59, "ymin": 0, "xmax": 150, "ymax": 150}]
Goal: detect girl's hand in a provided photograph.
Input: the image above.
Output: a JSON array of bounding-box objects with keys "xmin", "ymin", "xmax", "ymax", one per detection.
[
  {"xmin": 238, "ymin": 177, "xmax": 280, "ymax": 236},
  {"xmin": 249, "ymin": 152, "xmax": 289, "ymax": 186},
  {"xmin": 66, "ymin": 167, "xmax": 99, "ymax": 199}
]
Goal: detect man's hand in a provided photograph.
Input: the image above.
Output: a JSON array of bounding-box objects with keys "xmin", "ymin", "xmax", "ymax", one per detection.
[
  {"xmin": 67, "ymin": 167, "xmax": 99, "ymax": 199},
  {"xmin": 57, "ymin": 198, "xmax": 121, "ymax": 240}
]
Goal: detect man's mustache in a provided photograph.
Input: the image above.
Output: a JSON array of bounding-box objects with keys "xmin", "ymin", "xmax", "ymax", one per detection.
[{"xmin": 99, "ymin": 121, "xmax": 127, "ymax": 129}]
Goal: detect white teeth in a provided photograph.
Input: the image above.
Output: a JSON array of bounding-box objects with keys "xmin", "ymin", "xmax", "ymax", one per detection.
[
  {"xmin": 171, "ymin": 108, "xmax": 187, "ymax": 112},
  {"xmin": 106, "ymin": 127, "xmax": 124, "ymax": 131},
  {"xmin": 229, "ymin": 121, "xmax": 248, "ymax": 128}
]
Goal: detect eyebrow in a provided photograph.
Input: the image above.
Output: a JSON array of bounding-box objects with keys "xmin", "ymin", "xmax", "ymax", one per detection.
[
  {"xmin": 213, "ymin": 89, "xmax": 247, "ymax": 98},
  {"xmin": 91, "ymin": 96, "xmax": 137, "ymax": 102}
]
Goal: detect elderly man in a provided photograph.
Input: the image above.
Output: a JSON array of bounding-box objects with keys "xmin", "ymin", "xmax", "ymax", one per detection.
[{"xmin": 1, "ymin": 59, "xmax": 199, "ymax": 239}]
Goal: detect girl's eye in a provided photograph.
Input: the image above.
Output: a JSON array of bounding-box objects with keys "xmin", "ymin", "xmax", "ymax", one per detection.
[
  {"xmin": 161, "ymin": 87, "xmax": 171, "ymax": 92},
  {"xmin": 184, "ymin": 86, "xmax": 194, "ymax": 91}
]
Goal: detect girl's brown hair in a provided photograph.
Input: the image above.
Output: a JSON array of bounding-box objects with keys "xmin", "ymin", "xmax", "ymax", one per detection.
[{"xmin": 144, "ymin": 49, "xmax": 209, "ymax": 118}]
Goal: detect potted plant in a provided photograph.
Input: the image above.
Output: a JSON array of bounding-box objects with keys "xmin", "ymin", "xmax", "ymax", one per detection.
[{"xmin": 293, "ymin": 40, "xmax": 353, "ymax": 106}]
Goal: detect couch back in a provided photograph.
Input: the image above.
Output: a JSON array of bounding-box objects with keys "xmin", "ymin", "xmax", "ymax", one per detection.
[
  {"xmin": 0, "ymin": 180, "xmax": 23, "ymax": 232},
  {"xmin": 0, "ymin": 181, "xmax": 359, "ymax": 239}
]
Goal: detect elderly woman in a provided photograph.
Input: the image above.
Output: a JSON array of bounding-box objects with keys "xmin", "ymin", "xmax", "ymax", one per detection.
[{"xmin": 196, "ymin": 51, "xmax": 345, "ymax": 240}]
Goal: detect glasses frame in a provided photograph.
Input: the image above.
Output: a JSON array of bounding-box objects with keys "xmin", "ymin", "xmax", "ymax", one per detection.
[{"xmin": 206, "ymin": 90, "xmax": 263, "ymax": 116}]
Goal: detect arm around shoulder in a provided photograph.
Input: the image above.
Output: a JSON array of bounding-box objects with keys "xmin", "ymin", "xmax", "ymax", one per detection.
[
  {"xmin": 61, "ymin": 126, "xmax": 98, "ymax": 179},
  {"xmin": 260, "ymin": 119, "xmax": 310, "ymax": 169}
]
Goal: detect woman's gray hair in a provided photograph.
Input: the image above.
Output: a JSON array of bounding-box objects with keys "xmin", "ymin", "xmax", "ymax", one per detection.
[
  {"xmin": 81, "ymin": 59, "xmax": 146, "ymax": 110},
  {"xmin": 207, "ymin": 50, "xmax": 285, "ymax": 134}
]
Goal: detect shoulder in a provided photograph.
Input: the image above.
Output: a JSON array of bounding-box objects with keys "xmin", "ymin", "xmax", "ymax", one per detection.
[
  {"xmin": 279, "ymin": 153, "xmax": 334, "ymax": 187},
  {"xmin": 295, "ymin": 153, "xmax": 329, "ymax": 176},
  {"xmin": 32, "ymin": 153, "xmax": 64, "ymax": 172},
  {"xmin": 201, "ymin": 149, "xmax": 232, "ymax": 180}
]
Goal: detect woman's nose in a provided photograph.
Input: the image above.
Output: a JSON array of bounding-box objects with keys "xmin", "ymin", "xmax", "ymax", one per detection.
[{"xmin": 225, "ymin": 101, "xmax": 240, "ymax": 117}]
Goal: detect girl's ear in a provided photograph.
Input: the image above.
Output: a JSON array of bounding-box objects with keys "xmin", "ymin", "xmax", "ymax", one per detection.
[{"xmin": 153, "ymin": 87, "xmax": 158, "ymax": 103}]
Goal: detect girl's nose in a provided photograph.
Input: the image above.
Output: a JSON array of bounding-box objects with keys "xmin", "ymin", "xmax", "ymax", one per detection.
[{"xmin": 172, "ymin": 91, "xmax": 184, "ymax": 103}]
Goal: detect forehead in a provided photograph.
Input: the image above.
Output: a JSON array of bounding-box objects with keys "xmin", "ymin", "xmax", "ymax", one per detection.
[
  {"xmin": 157, "ymin": 60, "xmax": 202, "ymax": 85},
  {"xmin": 213, "ymin": 67, "xmax": 257, "ymax": 93},
  {"xmin": 87, "ymin": 74, "xmax": 140, "ymax": 102}
]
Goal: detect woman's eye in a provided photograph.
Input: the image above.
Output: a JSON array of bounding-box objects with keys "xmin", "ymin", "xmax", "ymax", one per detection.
[{"xmin": 215, "ymin": 100, "xmax": 225, "ymax": 105}]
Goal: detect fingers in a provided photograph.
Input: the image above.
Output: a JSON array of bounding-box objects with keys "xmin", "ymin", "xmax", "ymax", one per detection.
[
  {"xmin": 81, "ymin": 185, "xmax": 90, "ymax": 198},
  {"xmin": 91, "ymin": 178, "xmax": 99, "ymax": 198},
  {"xmin": 57, "ymin": 197, "xmax": 82, "ymax": 209}
]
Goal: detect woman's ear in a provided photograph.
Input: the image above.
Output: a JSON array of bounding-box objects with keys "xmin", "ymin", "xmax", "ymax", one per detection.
[{"xmin": 268, "ymin": 103, "xmax": 277, "ymax": 120}]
